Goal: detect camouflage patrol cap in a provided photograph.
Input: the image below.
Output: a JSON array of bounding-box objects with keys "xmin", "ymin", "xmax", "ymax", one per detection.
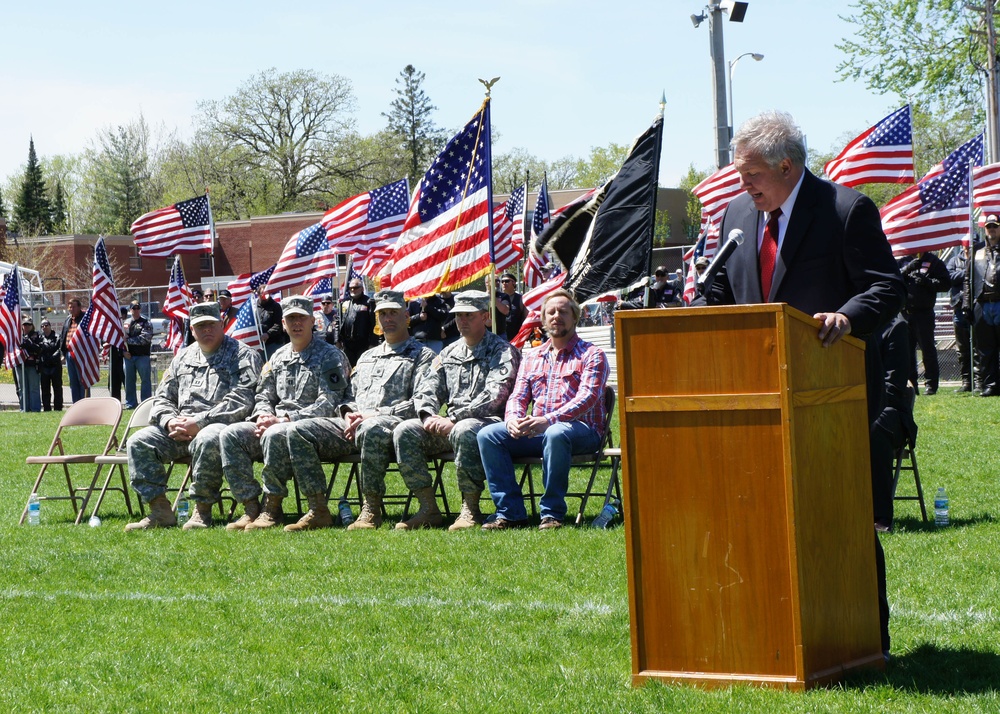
[
  {"xmin": 189, "ymin": 301, "xmax": 222, "ymax": 325},
  {"xmin": 450, "ymin": 290, "xmax": 490, "ymax": 313},
  {"xmin": 282, "ymin": 295, "xmax": 313, "ymax": 317},
  {"xmin": 373, "ymin": 289, "xmax": 406, "ymax": 311}
]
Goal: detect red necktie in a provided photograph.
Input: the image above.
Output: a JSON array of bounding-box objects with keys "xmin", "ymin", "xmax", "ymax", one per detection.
[{"xmin": 759, "ymin": 207, "xmax": 782, "ymax": 300}]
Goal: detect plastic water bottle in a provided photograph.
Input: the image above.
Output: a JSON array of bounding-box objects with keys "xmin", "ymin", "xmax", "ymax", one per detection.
[
  {"xmin": 934, "ymin": 487, "xmax": 949, "ymax": 527},
  {"xmin": 88, "ymin": 515, "xmax": 101, "ymax": 528},
  {"xmin": 591, "ymin": 499, "xmax": 620, "ymax": 529},
  {"xmin": 338, "ymin": 500, "xmax": 355, "ymax": 527},
  {"xmin": 27, "ymin": 493, "xmax": 40, "ymax": 526},
  {"xmin": 177, "ymin": 498, "xmax": 190, "ymax": 526}
]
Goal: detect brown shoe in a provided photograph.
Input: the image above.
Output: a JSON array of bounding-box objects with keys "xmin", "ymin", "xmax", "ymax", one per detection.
[
  {"xmin": 284, "ymin": 493, "xmax": 335, "ymax": 532},
  {"xmin": 394, "ymin": 487, "xmax": 443, "ymax": 530},
  {"xmin": 182, "ymin": 502, "xmax": 215, "ymax": 530},
  {"xmin": 538, "ymin": 517, "xmax": 563, "ymax": 530},
  {"xmin": 347, "ymin": 494, "xmax": 384, "ymax": 530},
  {"xmin": 244, "ymin": 494, "xmax": 285, "ymax": 531},
  {"xmin": 226, "ymin": 497, "xmax": 262, "ymax": 531},
  {"xmin": 448, "ymin": 490, "xmax": 484, "ymax": 531},
  {"xmin": 481, "ymin": 516, "xmax": 529, "ymax": 531},
  {"xmin": 124, "ymin": 494, "xmax": 176, "ymax": 531}
]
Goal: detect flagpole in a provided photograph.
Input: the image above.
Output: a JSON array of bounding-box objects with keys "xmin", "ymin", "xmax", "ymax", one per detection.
[
  {"xmin": 480, "ymin": 88, "xmax": 498, "ymax": 335},
  {"xmin": 643, "ymin": 100, "xmax": 667, "ymax": 308},
  {"xmin": 969, "ymin": 162, "xmax": 978, "ymax": 390},
  {"xmin": 206, "ymin": 189, "xmax": 218, "ymax": 281},
  {"xmin": 522, "ymin": 170, "xmax": 530, "ymax": 292}
]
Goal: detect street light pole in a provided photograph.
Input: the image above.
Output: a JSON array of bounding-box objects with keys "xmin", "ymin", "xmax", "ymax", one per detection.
[
  {"xmin": 727, "ymin": 52, "xmax": 764, "ymax": 154},
  {"xmin": 708, "ymin": 4, "xmax": 729, "ymax": 169}
]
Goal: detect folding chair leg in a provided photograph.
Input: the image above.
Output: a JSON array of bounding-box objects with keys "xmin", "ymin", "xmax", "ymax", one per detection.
[
  {"xmin": 518, "ymin": 464, "xmax": 538, "ymax": 519},
  {"xmin": 575, "ymin": 461, "xmax": 604, "ymax": 525},
  {"xmin": 73, "ymin": 464, "xmax": 109, "ymax": 525}
]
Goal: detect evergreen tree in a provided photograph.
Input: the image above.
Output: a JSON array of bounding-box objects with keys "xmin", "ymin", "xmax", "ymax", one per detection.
[
  {"xmin": 50, "ymin": 180, "xmax": 68, "ymax": 234},
  {"xmin": 0, "ymin": 187, "xmax": 7, "ymax": 222},
  {"xmin": 383, "ymin": 65, "xmax": 445, "ymax": 183},
  {"xmin": 13, "ymin": 138, "xmax": 52, "ymax": 236}
]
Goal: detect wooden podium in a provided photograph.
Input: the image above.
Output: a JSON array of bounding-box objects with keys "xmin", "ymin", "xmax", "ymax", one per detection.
[{"xmin": 616, "ymin": 304, "xmax": 884, "ymax": 691}]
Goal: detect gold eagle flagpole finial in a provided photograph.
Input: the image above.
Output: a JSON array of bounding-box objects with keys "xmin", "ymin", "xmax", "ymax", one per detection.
[{"xmin": 478, "ymin": 76, "xmax": 500, "ymax": 97}]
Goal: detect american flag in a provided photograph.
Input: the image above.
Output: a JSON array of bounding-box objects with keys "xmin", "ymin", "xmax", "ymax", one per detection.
[
  {"xmin": 691, "ymin": 164, "xmax": 741, "ymax": 241},
  {"xmin": 226, "ymin": 298, "xmax": 262, "ymax": 351},
  {"xmin": 86, "ymin": 237, "xmax": 125, "ymax": 349},
  {"xmin": 228, "ymin": 265, "xmax": 276, "ymax": 309},
  {"xmin": 130, "ymin": 195, "xmax": 214, "ymax": 258},
  {"xmin": 267, "ymin": 223, "xmax": 338, "ymax": 293},
  {"xmin": 510, "ymin": 311, "xmax": 540, "ymax": 349},
  {"xmin": 881, "ymin": 133, "xmax": 984, "ymax": 256},
  {"xmin": 507, "ymin": 183, "xmax": 527, "ymax": 246},
  {"xmin": 522, "ymin": 272, "xmax": 567, "ymax": 313},
  {"xmin": 68, "ymin": 303, "xmax": 102, "ymax": 388},
  {"xmin": 973, "ymin": 163, "xmax": 1000, "ymax": 220},
  {"xmin": 323, "ymin": 179, "xmax": 409, "ymax": 258},
  {"xmin": 824, "ymin": 105, "xmax": 914, "ymax": 188},
  {"xmin": 358, "ymin": 246, "xmax": 393, "ymax": 281},
  {"xmin": 681, "ymin": 233, "xmax": 711, "ymax": 305},
  {"xmin": 391, "ymin": 100, "xmax": 494, "ymax": 298},
  {"xmin": 492, "ymin": 194, "xmax": 525, "ymax": 272},
  {"xmin": 0, "ymin": 266, "xmax": 24, "ymax": 368},
  {"xmin": 524, "ymin": 176, "xmax": 552, "ymax": 289},
  {"xmin": 163, "ymin": 256, "xmax": 193, "ymax": 354},
  {"xmin": 304, "ymin": 276, "xmax": 335, "ymax": 313}
]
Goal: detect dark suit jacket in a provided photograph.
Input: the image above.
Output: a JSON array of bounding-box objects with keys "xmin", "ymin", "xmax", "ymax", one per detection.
[{"xmin": 707, "ymin": 169, "xmax": 905, "ymax": 342}]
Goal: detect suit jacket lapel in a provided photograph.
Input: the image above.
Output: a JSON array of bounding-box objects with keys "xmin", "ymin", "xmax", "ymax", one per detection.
[{"xmin": 769, "ymin": 170, "xmax": 817, "ymax": 302}]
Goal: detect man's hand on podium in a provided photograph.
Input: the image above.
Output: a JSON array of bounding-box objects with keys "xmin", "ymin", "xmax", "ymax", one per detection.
[{"xmin": 814, "ymin": 312, "xmax": 852, "ymax": 347}]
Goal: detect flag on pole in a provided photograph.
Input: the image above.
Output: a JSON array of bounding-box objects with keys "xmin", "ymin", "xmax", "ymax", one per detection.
[
  {"xmin": 267, "ymin": 223, "xmax": 339, "ymax": 293},
  {"xmin": 824, "ymin": 105, "xmax": 914, "ymax": 187},
  {"xmin": 492, "ymin": 191, "xmax": 526, "ymax": 272},
  {"xmin": 391, "ymin": 100, "xmax": 494, "ymax": 297},
  {"xmin": 304, "ymin": 276, "xmax": 335, "ymax": 313},
  {"xmin": 163, "ymin": 256, "xmax": 194, "ymax": 354},
  {"xmin": 681, "ymin": 233, "xmax": 711, "ymax": 304},
  {"xmin": 130, "ymin": 195, "xmax": 213, "ymax": 257},
  {"xmin": 691, "ymin": 163, "xmax": 741, "ymax": 241},
  {"xmin": 880, "ymin": 133, "xmax": 984, "ymax": 256},
  {"xmin": 323, "ymin": 179, "xmax": 410, "ymax": 257},
  {"xmin": 0, "ymin": 266, "xmax": 24, "ymax": 368},
  {"xmin": 535, "ymin": 113, "xmax": 664, "ymax": 303},
  {"xmin": 226, "ymin": 298, "xmax": 262, "ymax": 351},
  {"xmin": 524, "ymin": 177, "xmax": 552, "ymax": 289},
  {"xmin": 507, "ymin": 183, "xmax": 527, "ymax": 246},
  {"xmin": 973, "ymin": 163, "xmax": 1000, "ymax": 219},
  {"xmin": 227, "ymin": 265, "xmax": 276, "ymax": 309},
  {"xmin": 87, "ymin": 237, "xmax": 125, "ymax": 349},
  {"xmin": 68, "ymin": 304, "xmax": 103, "ymax": 388}
]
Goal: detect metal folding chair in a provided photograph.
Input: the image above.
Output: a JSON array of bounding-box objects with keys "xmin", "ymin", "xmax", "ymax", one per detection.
[
  {"xmin": 891, "ymin": 387, "xmax": 927, "ymax": 522},
  {"xmin": 90, "ymin": 398, "xmax": 156, "ymax": 521},
  {"xmin": 326, "ymin": 453, "xmax": 452, "ymax": 521},
  {"xmin": 20, "ymin": 397, "xmax": 123, "ymax": 525}
]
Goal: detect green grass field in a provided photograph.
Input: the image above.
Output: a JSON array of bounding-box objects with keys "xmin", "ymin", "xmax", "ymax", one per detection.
[{"xmin": 2, "ymin": 392, "xmax": 999, "ymax": 713}]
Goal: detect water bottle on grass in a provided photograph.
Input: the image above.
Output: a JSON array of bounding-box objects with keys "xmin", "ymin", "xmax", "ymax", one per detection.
[
  {"xmin": 934, "ymin": 487, "xmax": 949, "ymax": 527},
  {"xmin": 338, "ymin": 500, "xmax": 355, "ymax": 527},
  {"xmin": 591, "ymin": 499, "xmax": 620, "ymax": 529},
  {"xmin": 177, "ymin": 498, "xmax": 190, "ymax": 526},
  {"xmin": 27, "ymin": 493, "xmax": 40, "ymax": 526}
]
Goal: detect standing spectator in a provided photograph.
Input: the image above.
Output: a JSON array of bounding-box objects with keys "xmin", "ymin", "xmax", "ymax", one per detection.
[
  {"xmin": 218, "ymin": 290, "xmax": 238, "ymax": 331},
  {"xmin": 439, "ymin": 292, "xmax": 460, "ymax": 347},
  {"xmin": 37, "ymin": 318, "xmax": 63, "ymax": 411},
  {"xmin": 315, "ymin": 293, "xmax": 339, "ymax": 347},
  {"xmin": 59, "ymin": 297, "xmax": 88, "ymax": 403},
  {"xmin": 408, "ymin": 293, "xmax": 449, "ymax": 353},
  {"xmin": 18, "ymin": 317, "xmax": 42, "ymax": 412},
  {"xmin": 340, "ymin": 278, "xmax": 377, "ymax": 366},
  {"xmin": 947, "ymin": 245, "xmax": 977, "ymax": 392},
  {"xmin": 973, "ymin": 215, "xmax": 1000, "ymax": 396},
  {"xmin": 108, "ymin": 306, "xmax": 127, "ymax": 403},
  {"xmin": 500, "ymin": 273, "xmax": 525, "ymax": 340},
  {"xmin": 124, "ymin": 301, "xmax": 153, "ymax": 408},
  {"xmin": 899, "ymin": 251, "xmax": 950, "ymax": 394},
  {"xmin": 255, "ymin": 286, "xmax": 286, "ymax": 360},
  {"xmin": 478, "ymin": 289, "xmax": 609, "ymax": 530}
]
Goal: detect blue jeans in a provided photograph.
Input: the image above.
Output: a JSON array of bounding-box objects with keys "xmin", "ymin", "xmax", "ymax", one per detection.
[
  {"xmin": 66, "ymin": 356, "xmax": 86, "ymax": 403},
  {"xmin": 477, "ymin": 420, "xmax": 601, "ymax": 522},
  {"xmin": 18, "ymin": 366, "xmax": 41, "ymax": 412},
  {"xmin": 124, "ymin": 355, "xmax": 152, "ymax": 408}
]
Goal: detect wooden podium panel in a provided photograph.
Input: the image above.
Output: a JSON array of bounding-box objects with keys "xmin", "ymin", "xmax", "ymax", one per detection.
[{"xmin": 617, "ymin": 304, "xmax": 883, "ymax": 690}]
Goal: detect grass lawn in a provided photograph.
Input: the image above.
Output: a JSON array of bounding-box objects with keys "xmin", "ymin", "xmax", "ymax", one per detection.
[{"xmin": 2, "ymin": 391, "xmax": 1000, "ymax": 712}]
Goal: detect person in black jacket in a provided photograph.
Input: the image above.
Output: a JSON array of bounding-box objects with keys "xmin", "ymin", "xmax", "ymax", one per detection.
[
  {"xmin": 18, "ymin": 317, "xmax": 43, "ymax": 412},
  {"xmin": 37, "ymin": 318, "xmax": 63, "ymax": 411},
  {"xmin": 947, "ymin": 244, "xmax": 979, "ymax": 392},
  {"xmin": 255, "ymin": 287, "xmax": 286, "ymax": 360},
  {"xmin": 899, "ymin": 251, "xmax": 950, "ymax": 395},
  {"xmin": 339, "ymin": 278, "xmax": 377, "ymax": 367},
  {"xmin": 408, "ymin": 293, "xmax": 449, "ymax": 353}
]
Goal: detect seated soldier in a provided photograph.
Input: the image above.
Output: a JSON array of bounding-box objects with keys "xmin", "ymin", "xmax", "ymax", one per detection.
[
  {"xmin": 125, "ymin": 302, "xmax": 262, "ymax": 531},
  {"xmin": 219, "ymin": 296, "xmax": 352, "ymax": 531},
  {"xmin": 393, "ymin": 291, "xmax": 521, "ymax": 530}
]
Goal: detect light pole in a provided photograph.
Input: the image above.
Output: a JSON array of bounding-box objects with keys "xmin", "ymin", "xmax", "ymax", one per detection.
[{"xmin": 728, "ymin": 52, "xmax": 764, "ymax": 153}]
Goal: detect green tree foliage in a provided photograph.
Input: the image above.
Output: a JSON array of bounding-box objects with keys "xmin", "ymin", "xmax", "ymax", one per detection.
[
  {"xmin": 12, "ymin": 138, "xmax": 51, "ymax": 236},
  {"xmin": 198, "ymin": 68, "xmax": 358, "ymax": 213},
  {"xmin": 574, "ymin": 143, "xmax": 631, "ymax": 188},
  {"xmin": 678, "ymin": 164, "xmax": 711, "ymax": 239},
  {"xmin": 0, "ymin": 186, "xmax": 6, "ymax": 221},
  {"xmin": 382, "ymin": 65, "xmax": 445, "ymax": 184},
  {"xmin": 653, "ymin": 209, "xmax": 671, "ymax": 248},
  {"xmin": 50, "ymin": 181, "xmax": 67, "ymax": 234},
  {"xmin": 491, "ymin": 147, "xmax": 551, "ymax": 194}
]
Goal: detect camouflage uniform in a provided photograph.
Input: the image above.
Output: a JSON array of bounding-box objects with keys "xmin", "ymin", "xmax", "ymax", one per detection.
[
  {"xmin": 286, "ymin": 336, "xmax": 435, "ymax": 496},
  {"xmin": 395, "ymin": 328, "xmax": 520, "ymax": 493},
  {"xmin": 220, "ymin": 334, "xmax": 351, "ymax": 500},
  {"xmin": 128, "ymin": 335, "xmax": 261, "ymax": 504}
]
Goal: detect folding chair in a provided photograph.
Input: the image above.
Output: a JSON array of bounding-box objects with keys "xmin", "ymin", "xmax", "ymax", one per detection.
[
  {"xmin": 513, "ymin": 385, "xmax": 617, "ymax": 523},
  {"xmin": 891, "ymin": 387, "xmax": 927, "ymax": 522},
  {"xmin": 326, "ymin": 453, "xmax": 452, "ymax": 521},
  {"xmin": 20, "ymin": 397, "xmax": 123, "ymax": 525},
  {"xmin": 90, "ymin": 398, "xmax": 155, "ymax": 521}
]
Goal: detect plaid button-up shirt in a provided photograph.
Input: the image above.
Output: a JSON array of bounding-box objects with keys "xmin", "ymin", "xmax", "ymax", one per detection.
[{"xmin": 505, "ymin": 333, "xmax": 609, "ymax": 435}]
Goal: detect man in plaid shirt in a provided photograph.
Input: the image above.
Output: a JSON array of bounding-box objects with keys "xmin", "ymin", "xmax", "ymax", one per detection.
[{"xmin": 478, "ymin": 289, "xmax": 609, "ymax": 530}]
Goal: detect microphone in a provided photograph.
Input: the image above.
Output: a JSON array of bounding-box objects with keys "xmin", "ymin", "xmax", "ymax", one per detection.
[{"xmin": 697, "ymin": 229, "xmax": 745, "ymax": 293}]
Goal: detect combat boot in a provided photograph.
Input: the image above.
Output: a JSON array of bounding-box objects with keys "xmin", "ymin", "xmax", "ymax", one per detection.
[
  {"xmin": 448, "ymin": 490, "xmax": 484, "ymax": 531},
  {"xmin": 244, "ymin": 494, "xmax": 285, "ymax": 531},
  {"xmin": 395, "ymin": 487, "xmax": 443, "ymax": 530},
  {"xmin": 226, "ymin": 496, "xmax": 262, "ymax": 531},
  {"xmin": 182, "ymin": 501, "xmax": 214, "ymax": 530},
  {"xmin": 284, "ymin": 493, "xmax": 334, "ymax": 532},
  {"xmin": 124, "ymin": 494, "xmax": 177, "ymax": 532},
  {"xmin": 347, "ymin": 494, "xmax": 383, "ymax": 530}
]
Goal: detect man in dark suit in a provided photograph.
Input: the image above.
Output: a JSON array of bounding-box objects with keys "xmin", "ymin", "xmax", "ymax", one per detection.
[{"xmin": 706, "ymin": 110, "xmax": 905, "ymax": 660}]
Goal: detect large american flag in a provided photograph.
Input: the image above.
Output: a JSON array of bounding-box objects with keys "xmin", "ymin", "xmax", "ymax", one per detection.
[
  {"xmin": 691, "ymin": 163, "xmax": 741, "ymax": 242},
  {"xmin": 509, "ymin": 269, "xmax": 568, "ymax": 349},
  {"xmin": 228, "ymin": 265, "xmax": 275, "ymax": 309},
  {"xmin": 86, "ymin": 237, "xmax": 125, "ymax": 349},
  {"xmin": 0, "ymin": 266, "xmax": 24, "ymax": 368},
  {"xmin": 267, "ymin": 223, "xmax": 338, "ymax": 293},
  {"xmin": 492, "ymin": 189, "xmax": 526, "ymax": 273},
  {"xmin": 524, "ymin": 176, "xmax": 552, "ymax": 289},
  {"xmin": 163, "ymin": 256, "xmax": 193, "ymax": 354},
  {"xmin": 68, "ymin": 303, "xmax": 102, "ymax": 388},
  {"xmin": 130, "ymin": 195, "xmax": 214, "ymax": 258},
  {"xmin": 226, "ymin": 298, "xmax": 262, "ymax": 351},
  {"xmin": 391, "ymin": 100, "xmax": 494, "ymax": 298},
  {"xmin": 304, "ymin": 276, "xmax": 336, "ymax": 313},
  {"xmin": 507, "ymin": 183, "xmax": 527, "ymax": 246},
  {"xmin": 881, "ymin": 133, "xmax": 984, "ymax": 256},
  {"xmin": 973, "ymin": 163, "xmax": 1000, "ymax": 220},
  {"xmin": 824, "ymin": 105, "xmax": 915, "ymax": 188},
  {"xmin": 323, "ymin": 179, "xmax": 409, "ymax": 258}
]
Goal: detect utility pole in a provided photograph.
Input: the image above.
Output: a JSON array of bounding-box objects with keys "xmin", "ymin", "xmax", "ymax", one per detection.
[
  {"xmin": 970, "ymin": 0, "xmax": 1000, "ymax": 162},
  {"xmin": 708, "ymin": 3, "xmax": 730, "ymax": 168}
]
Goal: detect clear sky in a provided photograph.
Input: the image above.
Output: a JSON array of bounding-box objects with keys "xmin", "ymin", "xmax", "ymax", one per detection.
[{"xmin": 0, "ymin": 0, "xmax": 904, "ymax": 193}]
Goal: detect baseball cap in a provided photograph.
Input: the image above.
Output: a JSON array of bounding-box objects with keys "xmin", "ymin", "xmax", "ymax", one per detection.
[
  {"xmin": 189, "ymin": 302, "xmax": 222, "ymax": 325},
  {"xmin": 282, "ymin": 295, "xmax": 313, "ymax": 317},
  {"xmin": 450, "ymin": 290, "xmax": 490, "ymax": 313},
  {"xmin": 987, "ymin": 214, "xmax": 1000, "ymax": 227},
  {"xmin": 373, "ymin": 289, "xmax": 406, "ymax": 311}
]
